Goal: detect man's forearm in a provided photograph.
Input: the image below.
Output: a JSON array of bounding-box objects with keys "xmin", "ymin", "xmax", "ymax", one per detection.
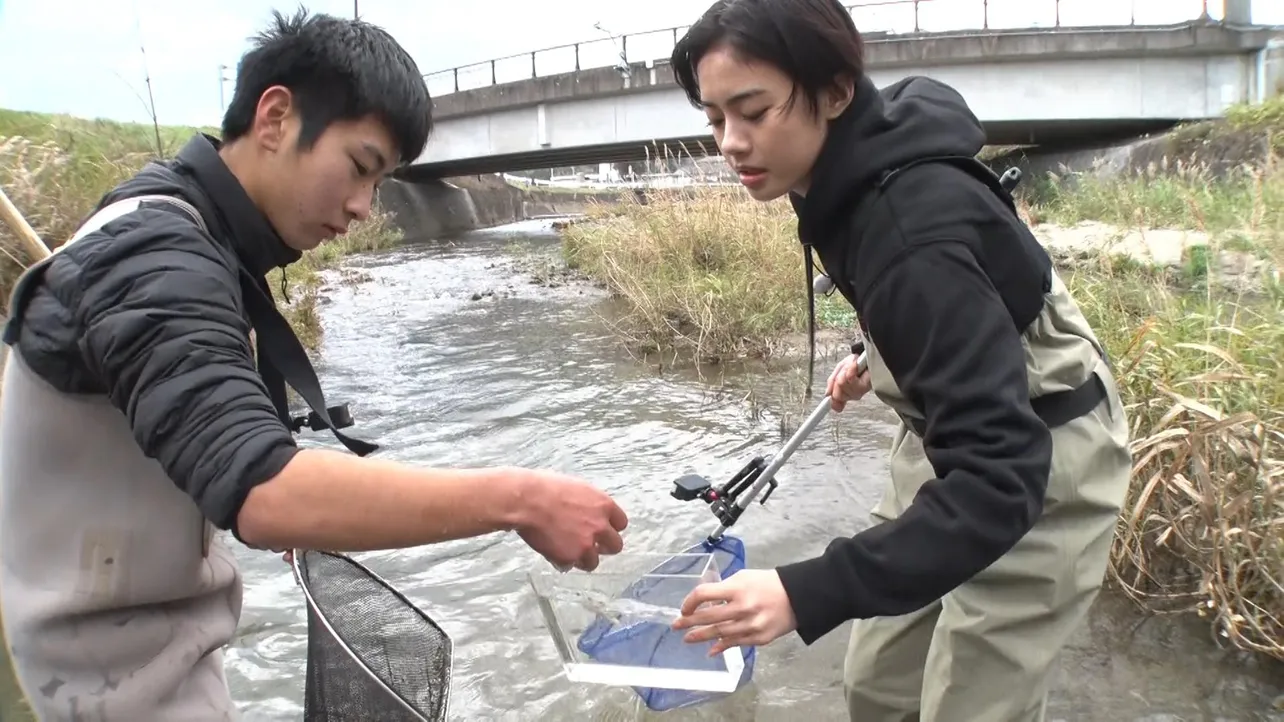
[{"xmin": 234, "ymin": 448, "xmax": 533, "ymax": 552}]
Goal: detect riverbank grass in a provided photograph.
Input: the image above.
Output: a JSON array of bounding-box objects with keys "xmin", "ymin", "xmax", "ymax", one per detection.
[
  {"xmin": 559, "ymin": 104, "xmax": 1284, "ymax": 661},
  {"xmin": 1025, "ymin": 99, "xmax": 1283, "ymax": 269},
  {"xmin": 563, "ymin": 188, "xmax": 854, "ymax": 362},
  {"xmin": 0, "ymin": 108, "xmax": 402, "ymax": 351},
  {"xmin": 1065, "ymin": 259, "xmax": 1282, "ymax": 659}
]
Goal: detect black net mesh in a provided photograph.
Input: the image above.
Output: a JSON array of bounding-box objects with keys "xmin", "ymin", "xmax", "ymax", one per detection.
[{"xmin": 295, "ymin": 550, "xmax": 452, "ymax": 722}]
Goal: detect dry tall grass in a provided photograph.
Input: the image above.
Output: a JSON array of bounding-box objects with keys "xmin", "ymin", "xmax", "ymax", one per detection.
[
  {"xmin": 1066, "ymin": 259, "xmax": 1282, "ymax": 659},
  {"xmin": 563, "ymin": 189, "xmax": 852, "ymax": 363},
  {"xmin": 0, "ymin": 135, "xmax": 153, "ymax": 303},
  {"xmin": 1028, "ymin": 105, "xmax": 1283, "ymax": 659},
  {"xmin": 560, "ymin": 111, "xmax": 1284, "ymax": 661}
]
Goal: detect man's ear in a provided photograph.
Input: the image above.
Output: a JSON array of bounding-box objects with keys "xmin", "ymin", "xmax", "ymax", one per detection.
[
  {"xmin": 823, "ymin": 77, "xmax": 855, "ymax": 120},
  {"xmin": 253, "ymin": 85, "xmax": 296, "ymax": 153}
]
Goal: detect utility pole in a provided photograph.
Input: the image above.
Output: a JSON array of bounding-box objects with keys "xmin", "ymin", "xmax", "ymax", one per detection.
[
  {"xmin": 218, "ymin": 64, "xmax": 229, "ymax": 113},
  {"xmin": 353, "ymin": 0, "xmax": 358, "ymax": 19}
]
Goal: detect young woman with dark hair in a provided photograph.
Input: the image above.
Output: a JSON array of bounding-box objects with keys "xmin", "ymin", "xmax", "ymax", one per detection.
[{"xmin": 666, "ymin": 2, "xmax": 1132, "ymax": 720}]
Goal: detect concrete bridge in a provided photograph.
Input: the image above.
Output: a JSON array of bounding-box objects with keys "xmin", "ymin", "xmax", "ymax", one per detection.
[{"xmin": 401, "ymin": 0, "xmax": 1283, "ymax": 180}]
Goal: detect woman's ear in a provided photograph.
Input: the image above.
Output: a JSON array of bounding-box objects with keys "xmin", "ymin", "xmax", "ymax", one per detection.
[{"xmin": 824, "ymin": 76, "xmax": 856, "ymax": 120}]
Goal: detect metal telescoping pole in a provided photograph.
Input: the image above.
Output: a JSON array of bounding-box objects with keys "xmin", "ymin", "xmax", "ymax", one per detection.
[{"xmin": 707, "ymin": 351, "xmax": 867, "ymax": 541}]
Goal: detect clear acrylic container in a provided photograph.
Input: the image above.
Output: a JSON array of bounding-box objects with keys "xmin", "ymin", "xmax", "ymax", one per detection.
[{"xmin": 528, "ymin": 551, "xmax": 746, "ymax": 693}]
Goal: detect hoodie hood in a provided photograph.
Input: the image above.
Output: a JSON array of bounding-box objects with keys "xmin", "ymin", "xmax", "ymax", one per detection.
[
  {"xmin": 791, "ymin": 74, "xmax": 988, "ymax": 249},
  {"xmin": 101, "ymin": 134, "xmax": 302, "ymax": 278}
]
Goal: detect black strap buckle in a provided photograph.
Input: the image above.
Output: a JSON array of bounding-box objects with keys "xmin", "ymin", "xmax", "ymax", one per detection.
[{"xmin": 289, "ymin": 403, "xmax": 356, "ymax": 433}]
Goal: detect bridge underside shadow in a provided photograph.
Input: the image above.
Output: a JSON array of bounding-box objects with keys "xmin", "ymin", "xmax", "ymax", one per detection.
[{"xmin": 398, "ymin": 118, "xmax": 1182, "ymax": 181}]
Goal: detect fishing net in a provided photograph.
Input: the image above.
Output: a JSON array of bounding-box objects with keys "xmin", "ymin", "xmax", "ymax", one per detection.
[
  {"xmin": 567, "ymin": 366, "xmax": 863, "ymax": 713},
  {"xmin": 293, "ymin": 549, "xmax": 453, "ymax": 721},
  {"xmin": 574, "ymin": 534, "xmax": 757, "ymax": 712}
]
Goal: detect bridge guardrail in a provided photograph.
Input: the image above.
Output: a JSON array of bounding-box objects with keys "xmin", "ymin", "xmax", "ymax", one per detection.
[{"xmin": 422, "ymin": 0, "xmax": 1221, "ymax": 98}]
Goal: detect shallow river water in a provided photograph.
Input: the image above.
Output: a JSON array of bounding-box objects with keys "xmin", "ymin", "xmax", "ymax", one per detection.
[{"xmin": 224, "ymin": 219, "xmax": 1283, "ymax": 721}]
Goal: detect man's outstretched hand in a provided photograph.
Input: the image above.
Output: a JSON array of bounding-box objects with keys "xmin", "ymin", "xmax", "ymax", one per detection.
[
  {"xmin": 273, "ymin": 469, "xmax": 629, "ymax": 573},
  {"xmin": 514, "ymin": 470, "xmax": 629, "ymax": 572}
]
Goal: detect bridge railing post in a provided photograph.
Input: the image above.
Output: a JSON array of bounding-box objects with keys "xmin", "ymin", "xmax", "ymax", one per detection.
[{"xmin": 423, "ymin": 0, "xmax": 1229, "ymax": 98}]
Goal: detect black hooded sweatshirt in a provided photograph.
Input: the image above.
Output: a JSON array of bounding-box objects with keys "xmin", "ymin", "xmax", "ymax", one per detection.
[{"xmin": 774, "ymin": 75, "xmax": 1057, "ymax": 644}]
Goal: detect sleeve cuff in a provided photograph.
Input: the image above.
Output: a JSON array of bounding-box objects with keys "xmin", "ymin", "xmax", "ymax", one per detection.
[
  {"xmin": 776, "ymin": 554, "xmax": 851, "ymax": 645},
  {"xmin": 224, "ymin": 443, "xmax": 300, "ymax": 545}
]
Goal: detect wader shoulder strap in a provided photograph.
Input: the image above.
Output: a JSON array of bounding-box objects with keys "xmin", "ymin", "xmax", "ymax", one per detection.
[
  {"xmin": 6, "ymin": 193, "xmax": 377, "ymax": 457},
  {"xmin": 236, "ymin": 268, "xmax": 378, "ymax": 456},
  {"xmin": 864, "ymin": 157, "xmax": 1106, "ymax": 436},
  {"xmin": 140, "ymin": 196, "xmax": 379, "ymax": 457},
  {"xmin": 3, "ymin": 195, "xmax": 207, "ymax": 345},
  {"xmin": 877, "ymin": 155, "xmax": 1022, "ymax": 218},
  {"xmin": 73, "ymin": 194, "xmax": 210, "ymax": 243}
]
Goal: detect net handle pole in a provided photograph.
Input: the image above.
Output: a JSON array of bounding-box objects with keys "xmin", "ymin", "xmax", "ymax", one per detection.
[
  {"xmin": 708, "ymin": 351, "xmax": 867, "ymax": 541},
  {"xmin": 0, "ymin": 186, "xmax": 51, "ymax": 263}
]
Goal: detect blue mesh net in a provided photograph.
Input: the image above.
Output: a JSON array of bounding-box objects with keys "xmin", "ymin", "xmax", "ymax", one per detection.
[{"xmin": 574, "ymin": 535, "xmax": 756, "ymax": 712}]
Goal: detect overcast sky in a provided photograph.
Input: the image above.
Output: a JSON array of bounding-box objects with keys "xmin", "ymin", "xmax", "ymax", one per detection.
[{"xmin": 0, "ymin": 0, "xmax": 1280, "ymax": 128}]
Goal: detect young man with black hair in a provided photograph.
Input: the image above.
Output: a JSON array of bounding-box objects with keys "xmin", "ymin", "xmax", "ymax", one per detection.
[{"xmin": 0, "ymin": 10, "xmax": 628, "ymax": 720}]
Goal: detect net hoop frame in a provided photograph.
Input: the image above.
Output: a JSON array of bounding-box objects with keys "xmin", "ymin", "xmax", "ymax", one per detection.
[{"xmin": 291, "ymin": 548, "xmax": 455, "ymax": 722}]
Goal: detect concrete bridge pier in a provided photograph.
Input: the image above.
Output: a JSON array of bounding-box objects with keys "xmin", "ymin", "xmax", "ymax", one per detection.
[
  {"xmin": 376, "ymin": 178, "xmax": 483, "ymax": 241},
  {"xmin": 374, "ymin": 177, "xmax": 623, "ymax": 241}
]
